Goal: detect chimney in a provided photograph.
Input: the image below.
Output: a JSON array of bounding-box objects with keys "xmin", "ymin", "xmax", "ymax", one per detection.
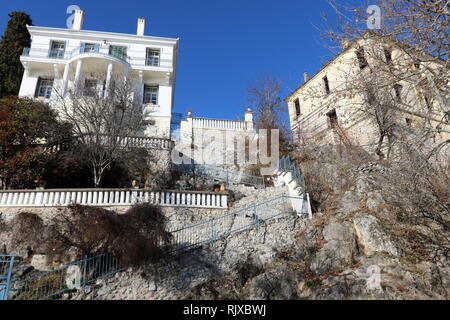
[
  {"xmin": 73, "ymin": 9, "xmax": 85, "ymax": 30},
  {"xmin": 137, "ymin": 18, "xmax": 146, "ymax": 36},
  {"xmin": 244, "ymin": 108, "xmax": 253, "ymax": 122},
  {"xmin": 303, "ymin": 72, "xmax": 309, "ymax": 83}
]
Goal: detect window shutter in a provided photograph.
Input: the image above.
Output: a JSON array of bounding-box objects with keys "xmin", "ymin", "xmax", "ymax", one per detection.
[{"xmin": 80, "ymin": 42, "xmax": 86, "ymax": 54}]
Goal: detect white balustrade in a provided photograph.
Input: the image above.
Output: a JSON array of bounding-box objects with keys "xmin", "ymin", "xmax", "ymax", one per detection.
[
  {"xmin": 0, "ymin": 189, "xmax": 228, "ymax": 209},
  {"xmin": 192, "ymin": 118, "xmax": 247, "ymax": 130}
]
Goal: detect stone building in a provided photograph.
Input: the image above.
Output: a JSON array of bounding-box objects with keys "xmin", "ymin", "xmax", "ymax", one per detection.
[{"xmin": 286, "ymin": 33, "xmax": 450, "ymax": 151}]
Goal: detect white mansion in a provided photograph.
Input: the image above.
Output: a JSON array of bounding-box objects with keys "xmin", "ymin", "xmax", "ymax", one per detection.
[{"xmin": 18, "ymin": 9, "xmax": 179, "ymax": 138}]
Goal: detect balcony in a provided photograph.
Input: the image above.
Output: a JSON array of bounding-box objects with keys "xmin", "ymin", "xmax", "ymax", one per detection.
[
  {"xmin": 21, "ymin": 46, "xmax": 171, "ymax": 72},
  {"xmin": 22, "ymin": 47, "xmax": 68, "ymax": 60},
  {"xmin": 21, "ymin": 45, "xmax": 130, "ymax": 64}
]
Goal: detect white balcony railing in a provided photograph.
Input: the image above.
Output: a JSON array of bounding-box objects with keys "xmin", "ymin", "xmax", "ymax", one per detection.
[
  {"xmin": 192, "ymin": 118, "xmax": 248, "ymax": 130},
  {"xmin": 22, "ymin": 46, "xmax": 130, "ymax": 63},
  {"xmin": 21, "ymin": 47, "xmax": 171, "ymax": 69}
]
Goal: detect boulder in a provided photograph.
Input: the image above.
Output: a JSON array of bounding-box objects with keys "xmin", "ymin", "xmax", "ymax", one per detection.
[
  {"xmin": 311, "ymin": 239, "xmax": 355, "ymax": 273},
  {"xmin": 366, "ymin": 191, "xmax": 385, "ymax": 212},
  {"xmin": 353, "ymin": 214, "xmax": 398, "ymax": 256},
  {"xmin": 30, "ymin": 254, "xmax": 52, "ymax": 271},
  {"xmin": 245, "ymin": 266, "xmax": 298, "ymax": 300},
  {"xmin": 323, "ymin": 220, "xmax": 354, "ymax": 242},
  {"xmin": 336, "ymin": 191, "xmax": 360, "ymax": 216}
]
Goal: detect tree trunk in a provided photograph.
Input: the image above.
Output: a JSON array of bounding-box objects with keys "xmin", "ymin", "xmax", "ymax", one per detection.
[
  {"xmin": 376, "ymin": 134, "xmax": 386, "ymax": 160},
  {"xmin": 93, "ymin": 166, "xmax": 104, "ymax": 188}
]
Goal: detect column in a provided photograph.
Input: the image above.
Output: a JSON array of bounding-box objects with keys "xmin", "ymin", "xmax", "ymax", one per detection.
[
  {"xmin": 123, "ymin": 66, "xmax": 129, "ymax": 84},
  {"xmin": 62, "ymin": 63, "xmax": 70, "ymax": 96},
  {"xmin": 105, "ymin": 62, "xmax": 114, "ymax": 98},
  {"xmin": 74, "ymin": 59, "xmax": 84, "ymax": 92}
]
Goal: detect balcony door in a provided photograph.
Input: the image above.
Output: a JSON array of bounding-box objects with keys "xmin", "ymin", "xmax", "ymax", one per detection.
[
  {"xmin": 81, "ymin": 43, "xmax": 99, "ymax": 54},
  {"xmin": 49, "ymin": 40, "xmax": 66, "ymax": 59},
  {"xmin": 109, "ymin": 45, "xmax": 128, "ymax": 62}
]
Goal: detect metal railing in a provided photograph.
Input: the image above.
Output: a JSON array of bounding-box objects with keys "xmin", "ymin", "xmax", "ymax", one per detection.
[
  {"xmin": 22, "ymin": 47, "xmax": 69, "ymax": 60},
  {"xmin": 2, "ymin": 191, "xmax": 311, "ymax": 299},
  {"xmin": 0, "ymin": 255, "xmax": 15, "ymax": 300},
  {"xmin": 176, "ymin": 163, "xmax": 265, "ymax": 187},
  {"xmin": 8, "ymin": 253, "xmax": 123, "ymax": 300},
  {"xmin": 21, "ymin": 46, "xmax": 130, "ymax": 64},
  {"xmin": 69, "ymin": 45, "xmax": 100, "ymax": 57},
  {"xmin": 168, "ymin": 193, "xmax": 308, "ymax": 252}
]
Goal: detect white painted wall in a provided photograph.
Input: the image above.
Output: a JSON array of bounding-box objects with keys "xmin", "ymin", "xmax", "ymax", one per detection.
[{"xmin": 19, "ymin": 25, "xmax": 179, "ymax": 139}]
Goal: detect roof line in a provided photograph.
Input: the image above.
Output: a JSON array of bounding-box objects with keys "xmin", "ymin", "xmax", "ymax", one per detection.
[{"xmin": 27, "ymin": 25, "xmax": 179, "ymax": 43}]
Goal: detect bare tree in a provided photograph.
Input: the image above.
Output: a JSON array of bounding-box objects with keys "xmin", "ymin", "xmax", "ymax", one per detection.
[
  {"xmin": 54, "ymin": 72, "xmax": 153, "ymax": 187},
  {"xmin": 300, "ymin": 0, "xmax": 450, "ymax": 160},
  {"xmin": 246, "ymin": 75, "xmax": 291, "ymax": 156}
]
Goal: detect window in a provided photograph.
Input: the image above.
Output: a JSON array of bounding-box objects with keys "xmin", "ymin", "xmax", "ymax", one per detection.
[
  {"xmin": 384, "ymin": 48, "xmax": 392, "ymax": 64},
  {"xmin": 109, "ymin": 46, "xmax": 128, "ymax": 61},
  {"xmin": 294, "ymin": 98, "xmax": 301, "ymax": 117},
  {"xmin": 327, "ymin": 109, "xmax": 338, "ymax": 129},
  {"xmin": 323, "ymin": 76, "xmax": 330, "ymax": 95},
  {"xmin": 35, "ymin": 78, "xmax": 54, "ymax": 99},
  {"xmin": 405, "ymin": 118, "xmax": 412, "ymax": 127},
  {"xmin": 49, "ymin": 41, "xmax": 65, "ymax": 59},
  {"xmin": 356, "ymin": 47, "xmax": 368, "ymax": 70},
  {"xmin": 82, "ymin": 43, "xmax": 98, "ymax": 53},
  {"xmin": 143, "ymin": 85, "xmax": 159, "ymax": 104},
  {"xmin": 146, "ymin": 49, "xmax": 160, "ymax": 66},
  {"xmin": 394, "ymin": 84, "xmax": 402, "ymax": 101},
  {"xmin": 83, "ymin": 79, "xmax": 97, "ymax": 97}
]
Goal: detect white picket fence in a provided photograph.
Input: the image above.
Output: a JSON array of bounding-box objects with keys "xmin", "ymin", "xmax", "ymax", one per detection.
[{"xmin": 0, "ymin": 189, "xmax": 228, "ymax": 209}]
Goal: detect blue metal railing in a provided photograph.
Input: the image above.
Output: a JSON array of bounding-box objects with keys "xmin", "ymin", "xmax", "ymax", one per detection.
[
  {"xmin": 2, "ymin": 191, "xmax": 310, "ymax": 299},
  {"xmin": 0, "ymin": 255, "xmax": 15, "ymax": 300},
  {"xmin": 169, "ymin": 193, "xmax": 308, "ymax": 252},
  {"xmin": 7, "ymin": 253, "xmax": 123, "ymax": 300}
]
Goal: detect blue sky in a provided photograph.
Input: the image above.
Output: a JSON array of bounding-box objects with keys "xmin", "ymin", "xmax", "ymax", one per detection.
[{"xmin": 0, "ymin": 0, "xmax": 346, "ymax": 120}]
